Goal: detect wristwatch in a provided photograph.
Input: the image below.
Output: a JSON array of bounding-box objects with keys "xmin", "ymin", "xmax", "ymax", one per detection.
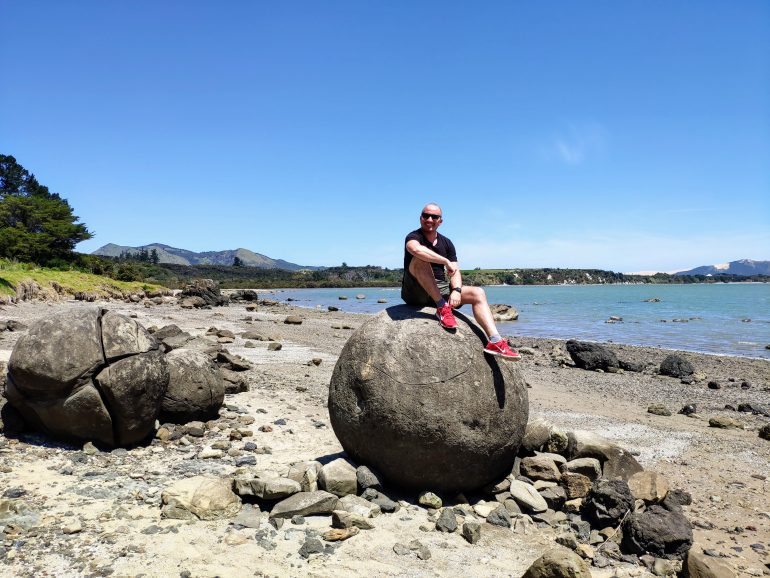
[{"xmin": 451, "ymin": 287, "xmax": 462, "ymax": 293}]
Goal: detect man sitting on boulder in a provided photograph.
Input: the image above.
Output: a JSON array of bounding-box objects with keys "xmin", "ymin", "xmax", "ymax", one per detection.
[{"xmin": 401, "ymin": 202, "xmax": 520, "ymax": 360}]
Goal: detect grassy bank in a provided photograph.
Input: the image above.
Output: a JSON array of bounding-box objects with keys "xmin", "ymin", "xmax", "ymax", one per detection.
[{"xmin": 0, "ymin": 260, "xmax": 166, "ymax": 298}]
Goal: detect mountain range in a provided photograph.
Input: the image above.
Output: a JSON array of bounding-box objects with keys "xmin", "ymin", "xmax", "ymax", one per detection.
[
  {"xmin": 674, "ymin": 259, "xmax": 770, "ymax": 276},
  {"xmin": 92, "ymin": 243, "xmax": 320, "ymax": 270},
  {"xmin": 94, "ymin": 245, "xmax": 769, "ymax": 277}
]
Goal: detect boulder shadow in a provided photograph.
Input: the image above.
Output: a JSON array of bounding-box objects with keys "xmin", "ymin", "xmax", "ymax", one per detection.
[{"xmin": 315, "ymin": 451, "xmax": 349, "ymax": 465}]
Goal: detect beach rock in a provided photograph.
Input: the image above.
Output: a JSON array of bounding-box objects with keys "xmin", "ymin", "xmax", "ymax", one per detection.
[
  {"xmin": 522, "ymin": 547, "xmax": 592, "ymax": 578},
  {"xmin": 284, "ymin": 316, "xmax": 303, "ymax": 325},
  {"xmin": 679, "ymin": 404, "xmax": 697, "ymax": 416},
  {"xmin": 356, "ymin": 465, "xmax": 382, "ymax": 492},
  {"xmin": 648, "ymin": 403, "xmax": 672, "ymax": 416},
  {"xmin": 561, "ymin": 458, "xmax": 601, "ymax": 480},
  {"xmin": 490, "ymin": 303, "xmax": 519, "ymax": 321},
  {"xmin": 759, "ymin": 424, "xmax": 770, "ymax": 441},
  {"xmin": 708, "ymin": 417, "xmax": 743, "ymax": 430},
  {"xmin": 151, "ymin": 324, "xmax": 184, "ymax": 340},
  {"xmin": 628, "ymin": 471, "xmax": 669, "ymax": 503},
  {"xmin": 659, "ymin": 355, "xmax": 694, "ymax": 378},
  {"xmin": 322, "ymin": 526, "xmax": 359, "ymax": 542},
  {"xmin": 298, "ymin": 538, "xmax": 324, "ymax": 558},
  {"xmin": 462, "ymin": 518, "xmax": 482, "ymax": 544},
  {"xmin": 472, "ymin": 501, "xmax": 498, "ymax": 518},
  {"xmin": 540, "ymin": 485, "xmax": 568, "ymax": 510},
  {"xmin": 216, "ymin": 351, "xmax": 252, "ymax": 371},
  {"xmin": 545, "ymin": 430, "xmax": 569, "ymax": 454},
  {"xmin": 160, "ymin": 332, "xmax": 194, "ymax": 352},
  {"xmin": 520, "ymin": 455, "xmax": 561, "ymax": 482},
  {"xmin": 561, "ymin": 473, "xmax": 593, "ymax": 499},
  {"xmin": 619, "ymin": 359, "xmax": 646, "ymax": 372},
  {"xmin": 233, "ymin": 474, "xmax": 301, "ymax": 500},
  {"xmin": 232, "ymin": 504, "xmax": 262, "ymax": 529},
  {"xmin": 5, "ymin": 308, "xmax": 167, "ymax": 447},
  {"xmin": 161, "ymin": 476, "xmax": 241, "ymax": 521},
  {"xmin": 418, "ymin": 491, "xmax": 442, "ymax": 509},
  {"xmin": 583, "ymin": 479, "xmax": 635, "ymax": 527},
  {"xmin": 509, "ymin": 480, "xmax": 548, "ymax": 513},
  {"xmin": 567, "ymin": 430, "xmax": 643, "ymax": 481},
  {"xmin": 486, "ymin": 504, "xmax": 512, "ymax": 527},
  {"xmin": 565, "ymin": 340, "xmax": 619, "ymax": 371},
  {"xmin": 287, "ymin": 461, "xmax": 322, "ymax": 492},
  {"xmin": 436, "ymin": 508, "xmax": 458, "ymax": 532},
  {"xmin": 0, "ymin": 499, "xmax": 40, "ymax": 531},
  {"xmin": 337, "ymin": 494, "xmax": 381, "ymax": 518},
  {"xmin": 220, "ymin": 368, "xmax": 248, "ymax": 394},
  {"xmin": 332, "ymin": 510, "xmax": 375, "ymax": 530},
  {"xmin": 683, "ymin": 549, "xmax": 734, "ymax": 577},
  {"xmin": 160, "ymin": 349, "xmax": 225, "ymax": 423},
  {"xmin": 328, "ymin": 305, "xmax": 528, "ymax": 493},
  {"xmin": 179, "ymin": 279, "xmax": 228, "ymax": 307},
  {"xmin": 522, "ymin": 417, "xmax": 554, "ymax": 453},
  {"xmin": 622, "ymin": 504, "xmax": 693, "ymax": 559},
  {"xmin": 270, "ymin": 491, "xmax": 339, "ymax": 519},
  {"xmin": 319, "ymin": 458, "xmax": 357, "ymax": 497}
]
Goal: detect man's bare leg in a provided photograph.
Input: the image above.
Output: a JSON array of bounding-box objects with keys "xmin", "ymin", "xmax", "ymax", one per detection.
[
  {"xmin": 459, "ymin": 286, "xmax": 498, "ymax": 338},
  {"xmin": 409, "ymin": 259, "xmax": 442, "ymax": 302},
  {"xmin": 459, "ymin": 286, "xmax": 520, "ymax": 360}
]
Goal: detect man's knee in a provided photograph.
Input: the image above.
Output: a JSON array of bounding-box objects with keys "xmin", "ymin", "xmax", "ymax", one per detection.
[
  {"xmin": 466, "ymin": 287, "xmax": 487, "ymax": 304},
  {"xmin": 409, "ymin": 259, "xmax": 432, "ymax": 276}
]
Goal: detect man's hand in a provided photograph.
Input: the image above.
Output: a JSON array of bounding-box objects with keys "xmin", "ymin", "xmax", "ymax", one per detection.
[
  {"xmin": 448, "ymin": 289, "xmax": 462, "ymax": 308},
  {"xmin": 446, "ymin": 261, "xmax": 458, "ymax": 276}
]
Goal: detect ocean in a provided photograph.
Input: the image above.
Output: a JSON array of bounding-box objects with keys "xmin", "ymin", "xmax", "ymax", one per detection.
[{"xmin": 260, "ymin": 283, "xmax": 770, "ymax": 359}]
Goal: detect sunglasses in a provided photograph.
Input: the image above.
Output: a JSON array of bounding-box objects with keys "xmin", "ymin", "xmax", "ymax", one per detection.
[{"xmin": 421, "ymin": 213, "xmax": 442, "ymax": 220}]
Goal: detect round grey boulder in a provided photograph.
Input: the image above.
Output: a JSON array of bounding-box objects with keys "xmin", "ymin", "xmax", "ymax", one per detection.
[
  {"xmin": 328, "ymin": 305, "xmax": 529, "ymax": 493},
  {"xmin": 5, "ymin": 308, "xmax": 167, "ymax": 447},
  {"xmin": 161, "ymin": 349, "xmax": 225, "ymax": 423}
]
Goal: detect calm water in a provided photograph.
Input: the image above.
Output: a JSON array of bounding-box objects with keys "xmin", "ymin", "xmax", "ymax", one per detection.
[{"xmin": 262, "ymin": 284, "xmax": 770, "ymax": 359}]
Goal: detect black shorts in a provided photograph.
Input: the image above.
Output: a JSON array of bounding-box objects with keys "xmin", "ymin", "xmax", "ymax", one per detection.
[{"xmin": 401, "ymin": 271, "xmax": 450, "ymax": 307}]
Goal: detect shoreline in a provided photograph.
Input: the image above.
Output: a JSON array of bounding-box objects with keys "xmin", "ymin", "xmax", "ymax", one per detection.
[{"xmin": 234, "ymin": 290, "xmax": 770, "ymax": 362}]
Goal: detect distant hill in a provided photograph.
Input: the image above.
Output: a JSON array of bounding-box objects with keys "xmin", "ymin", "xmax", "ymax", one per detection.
[
  {"xmin": 92, "ymin": 243, "xmax": 320, "ymax": 270},
  {"xmin": 675, "ymin": 259, "xmax": 770, "ymax": 276}
]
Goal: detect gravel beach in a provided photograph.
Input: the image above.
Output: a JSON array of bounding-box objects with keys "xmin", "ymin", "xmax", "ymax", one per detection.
[{"xmin": 1, "ymin": 296, "xmax": 769, "ymax": 577}]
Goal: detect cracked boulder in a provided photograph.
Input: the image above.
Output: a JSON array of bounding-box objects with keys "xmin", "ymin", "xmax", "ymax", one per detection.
[
  {"xmin": 160, "ymin": 349, "xmax": 225, "ymax": 423},
  {"xmin": 4, "ymin": 308, "xmax": 168, "ymax": 447},
  {"xmin": 328, "ymin": 305, "xmax": 529, "ymax": 493}
]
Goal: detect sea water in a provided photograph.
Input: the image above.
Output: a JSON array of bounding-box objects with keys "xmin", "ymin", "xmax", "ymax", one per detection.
[{"xmin": 263, "ymin": 283, "xmax": 770, "ymax": 359}]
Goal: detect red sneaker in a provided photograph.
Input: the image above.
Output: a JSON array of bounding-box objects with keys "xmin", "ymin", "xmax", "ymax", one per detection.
[
  {"xmin": 436, "ymin": 303, "xmax": 457, "ymax": 330},
  {"xmin": 484, "ymin": 339, "xmax": 521, "ymax": 360}
]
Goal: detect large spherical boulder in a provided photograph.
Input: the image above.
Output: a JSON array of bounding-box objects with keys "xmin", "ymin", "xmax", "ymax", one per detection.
[
  {"xmin": 328, "ymin": 305, "xmax": 529, "ymax": 493},
  {"xmin": 161, "ymin": 349, "xmax": 225, "ymax": 423},
  {"xmin": 5, "ymin": 308, "xmax": 168, "ymax": 447}
]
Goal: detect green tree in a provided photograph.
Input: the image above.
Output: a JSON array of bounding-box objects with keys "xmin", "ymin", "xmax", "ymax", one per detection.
[
  {"xmin": 0, "ymin": 154, "xmax": 92, "ymax": 264},
  {"xmin": 150, "ymin": 248, "xmax": 160, "ymax": 264},
  {"xmin": 233, "ymin": 256, "xmax": 244, "ymax": 267}
]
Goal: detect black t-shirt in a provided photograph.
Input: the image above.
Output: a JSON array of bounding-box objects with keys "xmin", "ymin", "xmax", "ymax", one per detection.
[{"xmin": 403, "ymin": 229, "xmax": 457, "ymax": 281}]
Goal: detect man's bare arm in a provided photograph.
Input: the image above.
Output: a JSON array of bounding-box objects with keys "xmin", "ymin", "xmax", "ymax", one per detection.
[{"xmin": 406, "ymin": 240, "xmax": 454, "ymax": 269}]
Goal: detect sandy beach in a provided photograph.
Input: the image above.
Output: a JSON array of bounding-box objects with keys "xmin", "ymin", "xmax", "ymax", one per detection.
[{"xmin": 1, "ymin": 296, "xmax": 769, "ymax": 577}]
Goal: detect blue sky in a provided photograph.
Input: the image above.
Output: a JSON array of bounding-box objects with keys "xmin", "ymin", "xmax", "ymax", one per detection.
[{"xmin": 2, "ymin": 1, "xmax": 768, "ymax": 272}]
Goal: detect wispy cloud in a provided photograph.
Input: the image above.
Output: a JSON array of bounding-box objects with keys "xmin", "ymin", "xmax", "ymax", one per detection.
[{"xmin": 546, "ymin": 122, "xmax": 609, "ymax": 166}]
